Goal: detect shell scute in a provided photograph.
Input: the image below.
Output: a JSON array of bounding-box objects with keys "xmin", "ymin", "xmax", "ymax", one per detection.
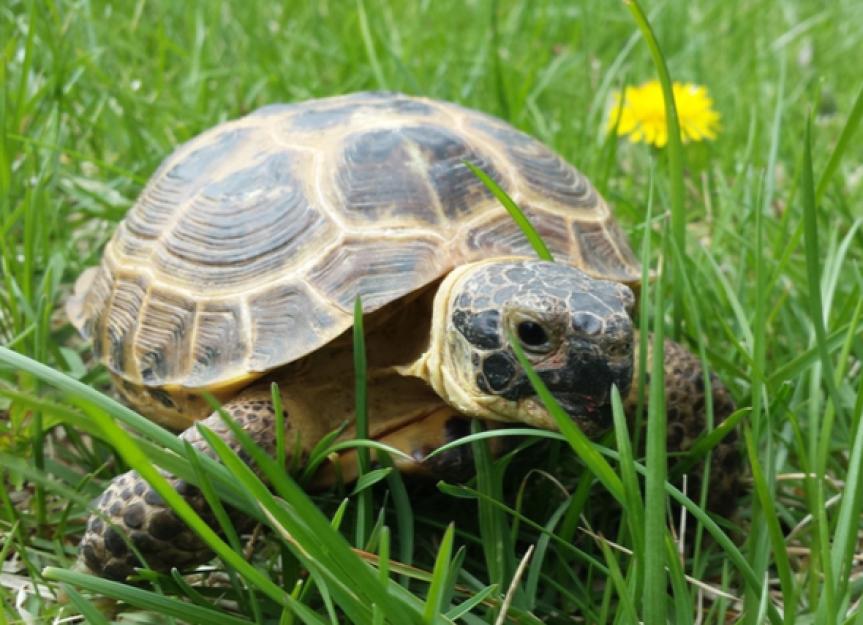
[
  {"xmin": 135, "ymin": 290, "xmax": 196, "ymax": 383},
  {"xmin": 307, "ymin": 236, "xmax": 445, "ymax": 312},
  {"xmin": 570, "ymin": 220, "xmax": 638, "ymax": 282},
  {"xmin": 336, "ymin": 127, "xmax": 441, "ymax": 225},
  {"xmin": 124, "ymin": 129, "xmax": 251, "ymax": 243},
  {"xmin": 103, "ymin": 277, "xmax": 147, "ymax": 373},
  {"xmin": 248, "ymin": 281, "xmax": 339, "ymax": 372},
  {"xmin": 155, "ymin": 151, "xmax": 330, "ymax": 290},
  {"xmin": 185, "ymin": 302, "xmax": 247, "ymax": 387}
]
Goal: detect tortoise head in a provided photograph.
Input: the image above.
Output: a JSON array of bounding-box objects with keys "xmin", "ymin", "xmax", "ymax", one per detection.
[{"xmin": 422, "ymin": 259, "xmax": 635, "ymax": 435}]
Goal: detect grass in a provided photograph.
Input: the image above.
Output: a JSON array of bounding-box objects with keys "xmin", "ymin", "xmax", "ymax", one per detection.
[{"xmin": 2, "ymin": 0, "xmax": 863, "ymax": 622}]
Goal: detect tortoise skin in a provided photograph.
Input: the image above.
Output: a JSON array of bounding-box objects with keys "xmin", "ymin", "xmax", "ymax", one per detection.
[{"xmin": 66, "ymin": 92, "xmax": 639, "ymax": 429}]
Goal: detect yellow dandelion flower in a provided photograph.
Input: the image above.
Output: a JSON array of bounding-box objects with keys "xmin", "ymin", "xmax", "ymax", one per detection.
[{"xmin": 607, "ymin": 80, "xmax": 720, "ymax": 148}]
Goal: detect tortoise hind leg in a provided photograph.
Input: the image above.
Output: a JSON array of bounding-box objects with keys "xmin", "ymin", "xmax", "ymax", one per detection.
[{"xmin": 79, "ymin": 387, "xmax": 283, "ymax": 580}]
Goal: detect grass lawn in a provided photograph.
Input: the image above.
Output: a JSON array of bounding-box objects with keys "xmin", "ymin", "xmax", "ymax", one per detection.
[{"xmin": 2, "ymin": 0, "xmax": 862, "ymax": 623}]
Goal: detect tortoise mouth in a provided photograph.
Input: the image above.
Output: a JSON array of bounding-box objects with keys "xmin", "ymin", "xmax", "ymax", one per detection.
[{"xmin": 553, "ymin": 392, "xmax": 613, "ymax": 432}]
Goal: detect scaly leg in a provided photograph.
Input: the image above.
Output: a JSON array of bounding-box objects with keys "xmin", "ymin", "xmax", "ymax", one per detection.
[
  {"xmin": 80, "ymin": 387, "xmax": 282, "ymax": 580},
  {"xmin": 626, "ymin": 337, "xmax": 743, "ymax": 513}
]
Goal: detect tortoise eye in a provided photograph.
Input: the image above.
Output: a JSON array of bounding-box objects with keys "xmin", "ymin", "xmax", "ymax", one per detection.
[{"xmin": 517, "ymin": 321, "xmax": 550, "ymax": 350}]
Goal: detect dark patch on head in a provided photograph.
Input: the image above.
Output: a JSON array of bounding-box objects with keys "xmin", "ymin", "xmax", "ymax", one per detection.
[
  {"xmin": 88, "ymin": 517, "xmax": 103, "ymax": 535},
  {"xmin": 481, "ymin": 352, "xmax": 517, "ymax": 392},
  {"xmin": 453, "ymin": 308, "xmax": 501, "ymax": 349},
  {"xmin": 450, "ymin": 259, "xmax": 636, "ymax": 434}
]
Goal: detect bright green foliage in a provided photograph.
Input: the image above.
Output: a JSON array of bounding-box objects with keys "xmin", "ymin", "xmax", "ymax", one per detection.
[{"xmin": 2, "ymin": 1, "xmax": 862, "ymax": 623}]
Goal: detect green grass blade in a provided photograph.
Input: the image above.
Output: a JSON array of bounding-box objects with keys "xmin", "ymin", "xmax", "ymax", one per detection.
[
  {"xmin": 509, "ymin": 335, "xmax": 624, "ymax": 503},
  {"xmin": 743, "ymin": 425, "xmax": 796, "ymax": 621},
  {"xmin": 356, "ymin": 0, "xmax": 388, "ymax": 90},
  {"xmin": 423, "ymin": 522, "xmax": 454, "ymax": 623},
  {"xmin": 816, "ymin": 82, "xmax": 863, "ymax": 202},
  {"xmin": 44, "ymin": 568, "xmax": 255, "ymax": 625},
  {"xmin": 464, "ymin": 161, "xmax": 554, "ymax": 262},
  {"xmin": 610, "ymin": 385, "xmax": 644, "ymax": 566},
  {"xmin": 802, "ymin": 117, "xmax": 840, "ymax": 620},
  {"xmin": 202, "ymin": 407, "xmax": 426, "ymax": 624},
  {"xmin": 642, "ymin": 255, "xmax": 668, "ymax": 625},
  {"xmin": 59, "ymin": 584, "xmax": 112, "ymax": 625},
  {"xmin": 829, "ymin": 328, "xmax": 863, "ymax": 589},
  {"xmin": 597, "ymin": 536, "xmax": 639, "ymax": 624},
  {"xmin": 470, "ymin": 419, "xmax": 515, "ymax": 596},
  {"xmin": 195, "ymin": 423, "xmax": 375, "ymax": 624},
  {"xmin": 624, "ymin": 0, "xmax": 686, "ymax": 336},
  {"xmin": 81, "ymin": 404, "xmax": 290, "ymax": 605},
  {"xmin": 445, "ymin": 584, "xmax": 498, "ymax": 621},
  {"xmin": 353, "ymin": 295, "xmax": 372, "ymax": 548}
]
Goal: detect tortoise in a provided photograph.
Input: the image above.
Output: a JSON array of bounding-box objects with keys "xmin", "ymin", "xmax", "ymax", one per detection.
[{"xmin": 67, "ymin": 91, "xmax": 741, "ymax": 581}]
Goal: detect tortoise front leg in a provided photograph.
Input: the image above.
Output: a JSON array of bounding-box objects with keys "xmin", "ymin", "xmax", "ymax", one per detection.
[
  {"xmin": 626, "ymin": 336, "xmax": 743, "ymax": 513},
  {"xmin": 80, "ymin": 387, "xmax": 282, "ymax": 580},
  {"xmin": 311, "ymin": 405, "xmax": 509, "ymax": 488}
]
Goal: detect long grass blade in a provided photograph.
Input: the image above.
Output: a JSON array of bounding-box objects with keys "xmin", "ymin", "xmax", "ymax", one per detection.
[
  {"xmin": 624, "ymin": 0, "xmax": 686, "ymax": 336},
  {"xmin": 423, "ymin": 522, "xmax": 454, "ymax": 623},
  {"xmin": 44, "ymin": 568, "xmax": 255, "ymax": 625},
  {"xmin": 465, "ymin": 161, "xmax": 554, "ymax": 261},
  {"xmin": 509, "ymin": 336, "xmax": 624, "ymax": 503},
  {"xmin": 353, "ymin": 295, "xmax": 372, "ymax": 547}
]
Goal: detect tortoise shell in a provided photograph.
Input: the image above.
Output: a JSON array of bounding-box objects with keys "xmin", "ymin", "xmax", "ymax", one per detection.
[{"xmin": 68, "ymin": 92, "xmax": 639, "ymax": 396}]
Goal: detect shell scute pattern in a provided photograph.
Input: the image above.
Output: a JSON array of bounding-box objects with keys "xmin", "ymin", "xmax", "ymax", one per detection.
[
  {"xmin": 570, "ymin": 220, "xmax": 637, "ymax": 281},
  {"xmin": 463, "ymin": 210, "xmax": 571, "ymax": 260},
  {"xmin": 69, "ymin": 92, "xmax": 639, "ymax": 397},
  {"xmin": 332, "ymin": 124, "xmax": 506, "ymax": 226},
  {"xmin": 247, "ymin": 281, "xmax": 338, "ymax": 372},
  {"xmin": 135, "ymin": 289, "xmax": 196, "ymax": 383},
  {"xmin": 290, "ymin": 94, "xmax": 436, "ymax": 131},
  {"xmin": 307, "ymin": 236, "xmax": 445, "ymax": 311},
  {"xmin": 122, "ymin": 129, "xmax": 251, "ymax": 247},
  {"xmin": 335, "ymin": 127, "xmax": 441, "ymax": 225},
  {"xmin": 185, "ymin": 302, "xmax": 247, "ymax": 386},
  {"xmin": 103, "ymin": 277, "xmax": 147, "ymax": 373},
  {"xmin": 410, "ymin": 126, "xmax": 505, "ymax": 219},
  {"xmin": 156, "ymin": 150, "xmax": 330, "ymax": 289},
  {"xmin": 472, "ymin": 119, "xmax": 598, "ymax": 210}
]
